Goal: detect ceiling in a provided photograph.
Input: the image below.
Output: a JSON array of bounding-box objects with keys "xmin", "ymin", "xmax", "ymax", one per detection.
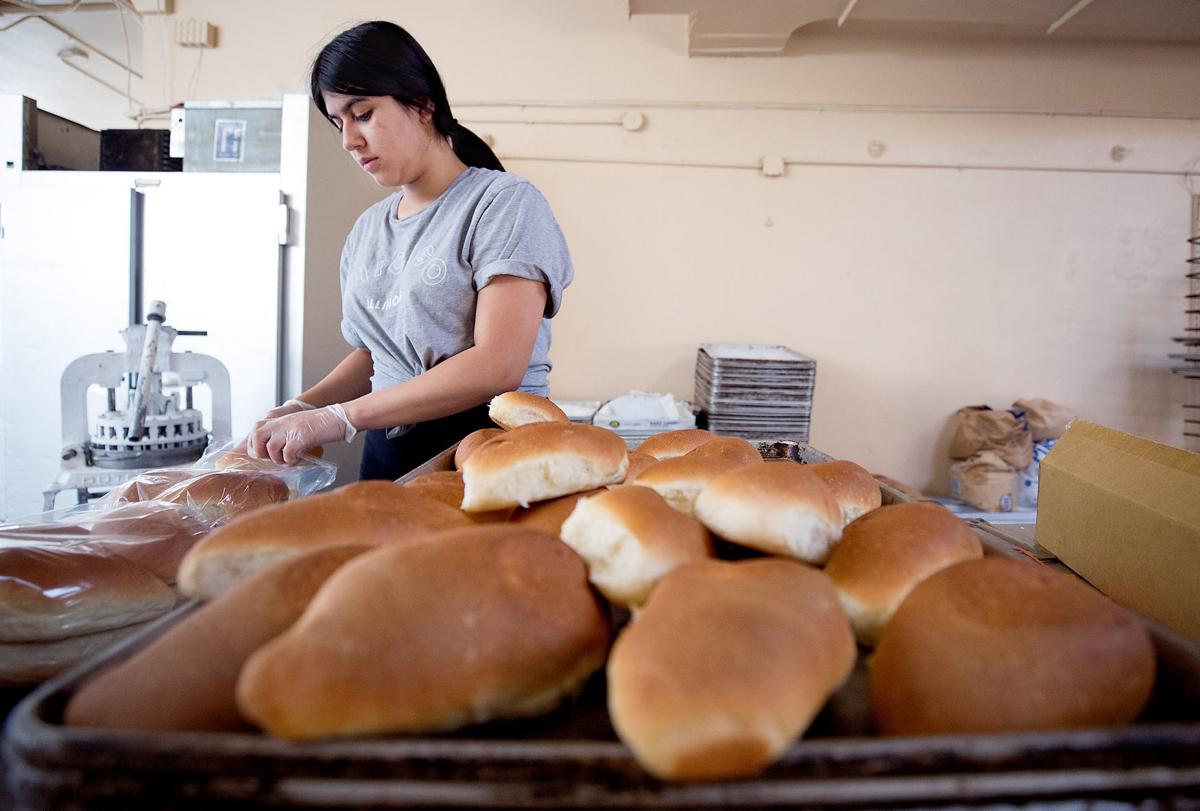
[
  {"xmin": 629, "ymin": 0, "xmax": 1200, "ymax": 56},
  {"xmin": 0, "ymin": 1, "xmax": 145, "ymax": 129}
]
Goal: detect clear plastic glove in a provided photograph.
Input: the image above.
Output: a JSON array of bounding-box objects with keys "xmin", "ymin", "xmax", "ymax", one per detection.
[
  {"xmin": 248, "ymin": 404, "xmax": 357, "ymax": 465},
  {"xmin": 264, "ymin": 398, "xmax": 315, "ymax": 420}
]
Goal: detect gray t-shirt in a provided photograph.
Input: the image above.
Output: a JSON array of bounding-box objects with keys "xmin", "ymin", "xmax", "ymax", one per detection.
[{"xmin": 339, "ymin": 167, "xmax": 574, "ymax": 434}]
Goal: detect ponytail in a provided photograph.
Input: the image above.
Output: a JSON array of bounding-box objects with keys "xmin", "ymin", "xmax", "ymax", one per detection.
[{"xmin": 310, "ymin": 21, "xmax": 504, "ymax": 171}]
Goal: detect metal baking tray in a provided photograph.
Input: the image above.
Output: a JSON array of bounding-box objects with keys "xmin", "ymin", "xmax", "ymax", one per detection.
[{"xmin": 5, "ymin": 442, "xmax": 1200, "ymax": 808}]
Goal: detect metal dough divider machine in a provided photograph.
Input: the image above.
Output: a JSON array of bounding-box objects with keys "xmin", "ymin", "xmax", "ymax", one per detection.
[{"xmin": 44, "ymin": 300, "xmax": 231, "ymax": 510}]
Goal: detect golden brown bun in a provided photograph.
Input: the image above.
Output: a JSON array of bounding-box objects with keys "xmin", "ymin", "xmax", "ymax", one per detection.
[
  {"xmin": 693, "ymin": 462, "xmax": 842, "ymax": 563},
  {"xmin": 488, "ymin": 392, "xmax": 569, "ymax": 430},
  {"xmin": 634, "ymin": 429, "xmax": 715, "ymax": 461},
  {"xmin": 216, "ymin": 446, "xmax": 323, "ymax": 470},
  {"xmin": 104, "ymin": 469, "xmax": 196, "ymax": 503},
  {"xmin": 0, "ymin": 620, "xmax": 157, "ymax": 687},
  {"xmin": 236, "ymin": 526, "xmax": 612, "ymax": 740},
  {"xmin": 154, "ymin": 470, "xmax": 289, "ymax": 525},
  {"xmin": 400, "ymin": 470, "xmax": 512, "ymax": 523},
  {"xmin": 509, "ymin": 489, "xmax": 604, "ymax": 537},
  {"xmin": 0, "ymin": 523, "xmax": 91, "ymax": 542},
  {"xmin": 461, "ymin": 423, "xmax": 628, "ymax": 511},
  {"xmin": 454, "ymin": 428, "xmax": 505, "ymax": 470},
  {"xmin": 85, "ymin": 502, "xmax": 210, "ymax": 583},
  {"xmin": 825, "ymin": 503, "xmax": 982, "ymax": 645},
  {"xmin": 869, "ymin": 557, "xmax": 1156, "ymax": 735},
  {"xmin": 0, "ymin": 546, "xmax": 175, "ymax": 642},
  {"xmin": 177, "ymin": 481, "xmax": 471, "ymax": 600},
  {"xmin": 607, "ymin": 558, "xmax": 855, "ymax": 781},
  {"xmin": 66, "ymin": 545, "xmax": 367, "ymax": 732},
  {"xmin": 621, "ymin": 452, "xmax": 658, "ymax": 483},
  {"xmin": 629, "ymin": 443, "xmax": 762, "ymax": 517},
  {"xmin": 559, "ymin": 485, "xmax": 714, "ymax": 606},
  {"xmin": 806, "ymin": 461, "xmax": 883, "ymax": 527}
]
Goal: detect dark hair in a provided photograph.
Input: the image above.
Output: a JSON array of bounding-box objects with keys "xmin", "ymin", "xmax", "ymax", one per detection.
[{"xmin": 310, "ymin": 21, "xmax": 503, "ymax": 171}]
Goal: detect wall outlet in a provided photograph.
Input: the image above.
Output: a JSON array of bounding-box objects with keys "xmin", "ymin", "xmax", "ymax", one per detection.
[{"xmin": 175, "ymin": 19, "xmax": 217, "ymax": 48}]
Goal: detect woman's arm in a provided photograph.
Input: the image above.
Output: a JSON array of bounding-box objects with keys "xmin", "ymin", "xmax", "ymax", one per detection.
[
  {"xmin": 297, "ymin": 348, "xmax": 374, "ymax": 407},
  {"xmin": 343, "ymin": 276, "xmax": 547, "ymax": 429},
  {"xmin": 247, "ymin": 277, "xmax": 547, "ymax": 464}
]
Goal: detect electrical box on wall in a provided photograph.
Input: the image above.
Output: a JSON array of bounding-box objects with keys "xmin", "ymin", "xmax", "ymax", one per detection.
[{"xmin": 176, "ymin": 19, "xmax": 217, "ymax": 48}]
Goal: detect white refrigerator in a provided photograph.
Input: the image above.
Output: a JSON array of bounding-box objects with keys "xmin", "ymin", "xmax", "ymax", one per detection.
[{"xmin": 0, "ymin": 95, "xmax": 385, "ymax": 519}]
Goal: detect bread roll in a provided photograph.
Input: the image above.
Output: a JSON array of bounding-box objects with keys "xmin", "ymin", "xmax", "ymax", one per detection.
[
  {"xmin": 630, "ymin": 449, "xmax": 762, "ymax": 517},
  {"xmin": 684, "ymin": 436, "xmax": 761, "ymax": 466},
  {"xmin": 0, "ymin": 522, "xmax": 91, "ymax": 542},
  {"xmin": 237, "ymin": 526, "xmax": 611, "ymax": 740},
  {"xmin": 154, "ymin": 470, "xmax": 289, "ymax": 525},
  {"xmin": 559, "ymin": 486, "xmax": 714, "ymax": 607},
  {"xmin": 634, "ymin": 429, "xmax": 715, "ymax": 461},
  {"xmin": 0, "ymin": 619, "xmax": 158, "ymax": 687},
  {"xmin": 177, "ymin": 481, "xmax": 471, "ymax": 600},
  {"xmin": 607, "ymin": 559, "xmax": 855, "ymax": 781},
  {"xmin": 454, "ymin": 428, "xmax": 505, "ymax": 469},
  {"xmin": 869, "ymin": 557, "xmax": 1156, "ymax": 735},
  {"xmin": 461, "ymin": 423, "xmax": 628, "ymax": 511},
  {"xmin": 509, "ymin": 489, "xmax": 604, "ymax": 537},
  {"xmin": 104, "ymin": 469, "xmax": 196, "ymax": 503},
  {"xmin": 693, "ymin": 462, "xmax": 842, "ymax": 563},
  {"xmin": 66, "ymin": 545, "xmax": 367, "ymax": 732},
  {"xmin": 622, "ymin": 452, "xmax": 658, "ymax": 483},
  {"xmin": 216, "ymin": 446, "xmax": 322, "ymax": 470},
  {"xmin": 488, "ymin": 391, "xmax": 569, "ymax": 430},
  {"xmin": 401, "ymin": 470, "xmax": 512, "ymax": 523},
  {"xmin": 0, "ymin": 545, "xmax": 175, "ymax": 642},
  {"xmin": 85, "ymin": 502, "xmax": 210, "ymax": 583},
  {"xmin": 824, "ymin": 503, "xmax": 982, "ymax": 645},
  {"xmin": 806, "ymin": 460, "xmax": 882, "ymax": 527}
]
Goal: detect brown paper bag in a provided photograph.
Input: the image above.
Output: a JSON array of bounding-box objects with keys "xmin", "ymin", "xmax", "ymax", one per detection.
[
  {"xmin": 949, "ymin": 451, "xmax": 1020, "ymax": 512},
  {"xmin": 1013, "ymin": 398, "xmax": 1074, "ymax": 442},
  {"xmin": 948, "ymin": 406, "xmax": 1033, "ymax": 470}
]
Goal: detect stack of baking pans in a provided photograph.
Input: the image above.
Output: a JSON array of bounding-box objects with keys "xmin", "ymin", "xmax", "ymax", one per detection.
[{"xmin": 694, "ymin": 343, "xmax": 816, "ymax": 443}]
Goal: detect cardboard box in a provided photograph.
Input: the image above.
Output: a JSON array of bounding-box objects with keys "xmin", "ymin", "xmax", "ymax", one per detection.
[{"xmin": 1036, "ymin": 420, "xmax": 1200, "ymax": 643}]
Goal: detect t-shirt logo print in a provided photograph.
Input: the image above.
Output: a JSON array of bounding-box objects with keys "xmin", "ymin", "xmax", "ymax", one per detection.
[{"xmin": 414, "ymin": 244, "xmax": 448, "ymax": 286}]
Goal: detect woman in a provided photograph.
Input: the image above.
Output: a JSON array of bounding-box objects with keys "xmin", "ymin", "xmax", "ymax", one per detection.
[{"xmin": 248, "ymin": 21, "xmax": 573, "ymax": 480}]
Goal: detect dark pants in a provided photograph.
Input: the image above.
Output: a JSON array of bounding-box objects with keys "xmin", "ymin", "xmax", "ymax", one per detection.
[{"xmin": 359, "ymin": 404, "xmax": 494, "ymax": 481}]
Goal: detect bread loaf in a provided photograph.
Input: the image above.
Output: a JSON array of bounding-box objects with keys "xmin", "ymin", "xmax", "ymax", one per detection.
[
  {"xmin": 607, "ymin": 559, "xmax": 855, "ymax": 781},
  {"xmin": 217, "ymin": 445, "xmax": 323, "ymax": 470},
  {"xmin": 177, "ymin": 481, "xmax": 471, "ymax": 600},
  {"xmin": 65, "ymin": 545, "xmax": 367, "ymax": 732},
  {"xmin": 806, "ymin": 460, "xmax": 882, "ymax": 527},
  {"xmin": 0, "ymin": 545, "xmax": 175, "ymax": 642},
  {"xmin": 559, "ymin": 485, "xmax": 714, "ymax": 606},
  {"xmin": 634, "ymin": 429, "xmax": 715, "ymax": 461},
  {"xmin": 85, "ymin": 502, "xmax": 210, "ymax": 583},
  {"xmin": 154, "ymin": 470, "xmax": 289, "ymax": 525},
  {"xmin": 869, "ymin": 557, "xmax": 1156, "ymax": 735},
  {"xmin": 509, "ymin": 489, "xmax": 604, "ymax": 537},
  {"xmin": 824, "ymin": 503, "xmax": 982, "ymax": 645},
  {"xmin": 401, "ymin": 470, "xmax": 512, "ymax": 523},
  {"xmin": 104, "ymin": 469, "xmax": 196, "ymax": 503},
  {"xmin": 0, "ymin": 619, "xmax": 158, "ymax": 686},
  {"xmin": 622, "ymin": 452, "xmax": 658, "ymax": 483},
  {"xmin": 454, "ymin": 428, "xmax": 505, "ymax": 469},
  {"xmin": 488, "ymin": 392, "xmax": 569, "ymax": 430},
  {"xmin": 461, "ymin": 423, "xmax": 628, "ymax": 511},
  {"xmin": 236, "ymin": 526, "xmax": 611, "ymax": 740},
  {"xmin": 692, "ymin": 462, "xmax": 842, "ymax": 563},
  {"xmin": 629, "ymin": 446, "xmax": 762, "ymax": 517}
]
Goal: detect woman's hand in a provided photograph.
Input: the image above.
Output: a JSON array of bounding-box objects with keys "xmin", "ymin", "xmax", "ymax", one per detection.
[
  {"xmin": 248, "ymin": 405, "xmax": 357, "ymax": 465},
  {"xmin": 263, "ymin": 398, "xmax": 315, "ymax": 420}
]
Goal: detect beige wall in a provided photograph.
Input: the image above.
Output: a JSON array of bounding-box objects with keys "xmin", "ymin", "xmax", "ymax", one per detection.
[{"xmin": 143, "ymin": 1, "xmax": 1200, "ymax": 493}]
